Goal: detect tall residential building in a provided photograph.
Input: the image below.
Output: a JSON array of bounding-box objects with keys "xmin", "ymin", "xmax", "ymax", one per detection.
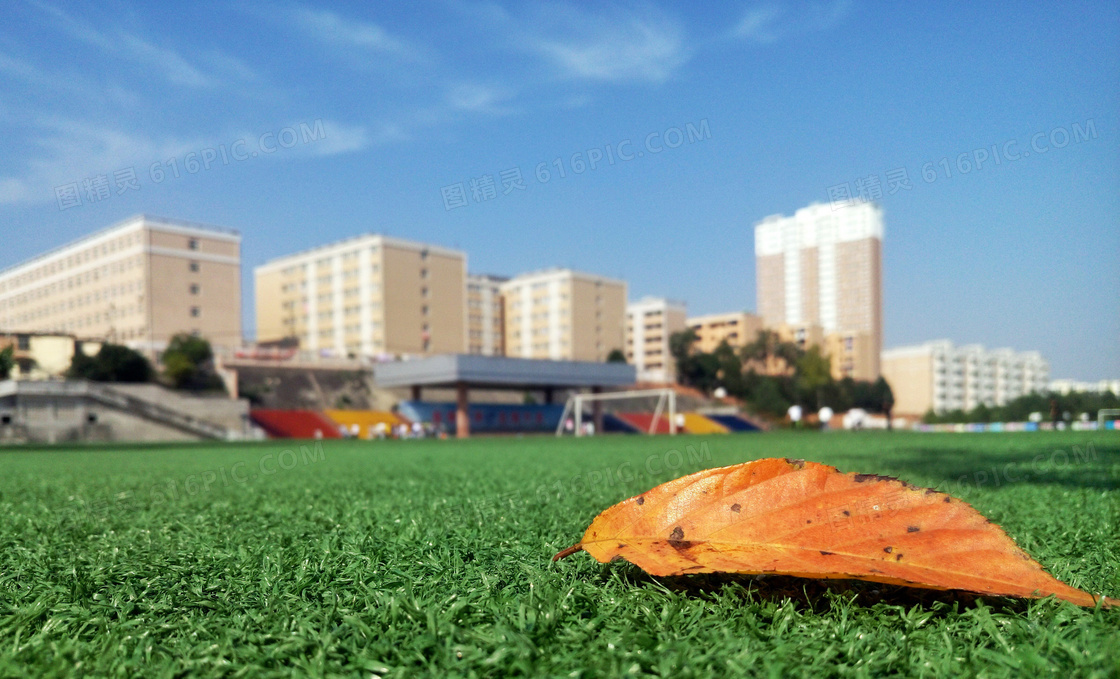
[
  {"xmin": 255, "ymin": 235, "xmax": 466, "ymax": 358},
  {"xmin": 881, "ymin": 340, "xmax": 1050, "ymax": 416},
  {"xmin": 687, "ymin": 311, "xmax": 763, "ymax": 354},
  {"xmin": 0, "ymin": 215, "xmax": 242, "ymax": 352},
  {"xmin": 754, "ymin": 201, "xmax": 883, "ymax": 379},
  {"xmin": 626, "ymin": 297, "xmax": 687, "ymax": 383},
  {"xmin": 466, "ymin": 274, "xmax": 506, "ymax": 356},
  {"xmin": 500, "ymin": 268, "xmax": 626, "ymax": 362}
]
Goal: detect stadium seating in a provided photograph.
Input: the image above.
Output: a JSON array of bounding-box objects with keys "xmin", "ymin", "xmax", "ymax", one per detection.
[
  {"xmin": 705, "ymin": 414, "xmax": 762, "ymax": 432},
  {"xmin": 616, "ymin": 412, "xmax": 673, "ymax": 434},
  {"xmin": 398, "ymin": 401, "xmax": 565, "ymax": 434},
  {"xmin": 324, "ymin": 410, "xmax": 408, "ymax": 438},
  {"xmin": 250, "ymin": 410, "xmax": 343, "ymax": 439},
  {"xmin": 681, "ymin": 413, "xmax": 729, "ymax": 434}
]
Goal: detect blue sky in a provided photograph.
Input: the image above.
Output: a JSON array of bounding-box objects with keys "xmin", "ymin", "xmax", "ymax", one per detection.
[{"xmin": 1, "ymin": 0, "xmax": 1117, "ymax": 380}]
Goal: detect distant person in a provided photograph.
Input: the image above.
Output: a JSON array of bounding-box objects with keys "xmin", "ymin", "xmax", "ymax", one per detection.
[
  {"xmin": 412, "ymin": 421, "xmax": 423, "ymax": 438},
  {"xmin": 1050, "ymin": 399, "xmax": 1060, "ymax": 430}
]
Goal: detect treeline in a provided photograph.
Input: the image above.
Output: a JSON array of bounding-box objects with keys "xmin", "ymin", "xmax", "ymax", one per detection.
[
  {"xmin": 66, "ymin": 333, "xmax": 225, "ymax": 392},
  {"xmin": 923, "ymin": 390, "xmax": 1119, "ymax": 424},
  {"xmin": 670, "ymin": 329, "xmax": 894, "ymax": 419}
]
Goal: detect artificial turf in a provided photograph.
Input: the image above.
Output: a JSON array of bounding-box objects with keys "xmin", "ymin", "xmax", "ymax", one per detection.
[{"xmin": 0, "ymin": 431, "xmax": 1117, "ymax": 677}]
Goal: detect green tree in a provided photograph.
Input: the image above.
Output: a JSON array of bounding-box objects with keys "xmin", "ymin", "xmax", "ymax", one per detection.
[
  {"xmin": 794, "ymin": 345, "xmax": 833, "ymax": 409},
  {"xmin": 68, "ymin": 344, "xmax": 152, "ymax": 383},
  {"xmin": 605, "ymin": 348, "xmax": 627, "ymax": 363},
  {"xmin": 741, "ymin": 329, "xmax": 803, "ymax": 375},
  {"xmin": 161, "ymin": 334, "xmax": 220, "ymax": 390},
  {"xmin": 0, "ymin": 345, "xmax": 13, "ymax": 380}
]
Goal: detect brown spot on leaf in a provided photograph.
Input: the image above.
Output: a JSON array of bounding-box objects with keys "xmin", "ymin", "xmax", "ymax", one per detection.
[
  {"xmin": 820, "ymin": 550, "xmax": 835, "ymax": 556},
  {"xmin": 636, "ymin": 496, "xmax": 644, "ymax": 505},
  {"xmin": 730, "ymin": 503, "xmax": 741, "ymax": 513},
  {"xmin": 896, "ymin": 553, "xmax": 904, "ymax": 561},
  {"xmin": 854, "ymin": 473, "xmax": 897, "ymax": 483},
  {"xmin": 944, "ymin": 496, "xmax": 952, "ymax": 503},
  {"xmin": 883, "ymin": 546, "xmax": 893, "ymax": 554},
  {"xmin": 670, "ymin": 526, "xmax": 684, "ymax": 541},
  {"xmin": 907, "ymin": 525, "xmax": 920, "ymax": 533},
  {"xmin": 785, "ymin": 458, "xmax": 806, "ymax": 469},
  {"xmin": 842, "ymin": 510, "xmax": 851, "ymax": 516}
]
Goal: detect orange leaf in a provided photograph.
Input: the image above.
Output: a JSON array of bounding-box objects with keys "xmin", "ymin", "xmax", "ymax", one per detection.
[{"xmin": 554, "ymin": 458, "xmax": 1118, "ymax": 607}]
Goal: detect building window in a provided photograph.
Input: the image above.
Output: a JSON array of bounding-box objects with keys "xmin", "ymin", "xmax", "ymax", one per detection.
[
  {"xmin": 188, "ymin": 238, "xmax": 199, "ymax": 250},
  {"xmin": 421, "ymin": 305, "xmax": 429, "ymax": 316},
  {"xmin": 189, "ymin": 284, "xmax": 200, "ymax": 295},
  {"xmin": 190, "ymin": 306, "xmax": 200, "ymax": 317}
]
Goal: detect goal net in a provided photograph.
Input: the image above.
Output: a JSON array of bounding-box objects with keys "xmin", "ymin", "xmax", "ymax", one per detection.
[{"xmin": 555, "ymin": 388, "xmax": 678, "ymax": 436}]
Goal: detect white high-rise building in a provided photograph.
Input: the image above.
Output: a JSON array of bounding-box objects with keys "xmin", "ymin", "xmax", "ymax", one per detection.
[
  {"xmin": 626, "ymin": 297, "xmax": 687, "ymax": 383},
  {"xmin": 755, "ymin": 202, "xmax": 883, "ymax": 379},
  {"xmin": 881, "ymin": 340, "xmax": 1050, "ymax": 416}
]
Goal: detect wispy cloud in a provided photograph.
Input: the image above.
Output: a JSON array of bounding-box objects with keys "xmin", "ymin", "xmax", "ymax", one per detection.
[
  {"xmin": 447, "ymin": 83, "xmax": 517, "ymax": 115},
  {"xmin": 287, "ymin": 6, "xmax": 421, "ymax": 61},
  {"xmin": 0, "ymin": 119, "xmax": 204, "ymax": 205},
  {"xmin": 733, "ymin": 1, "xmax": 852, "ymax": 44},
  {"xmin": 27, "ymin": 1, "xmax": 256, "ymax": 89},
  {"xmin": 303, "ymin": 120, "xmax": 407, "ymax": 157},
  {"xmin": 521, "ymin": 6, "xmax": 687, "ymax": 83}
]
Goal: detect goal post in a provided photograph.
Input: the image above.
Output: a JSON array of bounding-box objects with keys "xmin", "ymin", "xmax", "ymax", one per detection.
[
  {"xmin": 1099, "ymin": 409, "xmax": 1120, "ymax": 431},
  {"xmin": 555, "ymin": 388, "xmax": 678, "ymax": 436}
]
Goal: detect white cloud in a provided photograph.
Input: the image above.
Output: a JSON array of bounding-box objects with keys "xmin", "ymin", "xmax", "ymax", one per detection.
[
  {"xmin": 447, "ymin": 83, "xmax": 516, "ymax": 115},
  {"xmin": 0, "ymin": 119, "xmax": 204, "ymax": 205},
  {"xmin": 733, "ymin": 1, "xmax": 852, "ymax": 44},
  {"xmin": 523, "ymin": 7, "xmax": 687, "ymax": 83},
  {"xmin": 304, "ymin": 120, "xmax": 407, "ymax": 157},
  {"xmin": 27, "ymin": 1, "xmax": 256, "ymax": 89},
  {"xmin": 289, "ymin": 6, "xmax": 420, "ymax": 60}
]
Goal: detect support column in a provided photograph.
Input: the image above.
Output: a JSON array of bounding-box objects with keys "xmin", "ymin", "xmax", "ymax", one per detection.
[
  {"xmin": 455, "ymin": 382, "xmax": 470, "ymax": 439},
  {"xmin": 543, "ymin": 388, "xmax": 554, "ymax": 405},
  {"xmin": 411, "ymin": 385, "xmax": 422, "ymax": 401},
  {"xmin": 592, "ymin": 385, "xmax": 603, "ymax": 434}
]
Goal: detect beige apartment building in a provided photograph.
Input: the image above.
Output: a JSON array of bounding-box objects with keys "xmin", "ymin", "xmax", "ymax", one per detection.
[
  {"xmin": 255, "ymin": 235, "xmax": 466, "ymax": 358},
  {"xmin": 0, "ymin": 215, "xmax": 242, "ymax": 353},
  {"xmin": 882, "ymin": 340, "xmax": 1050, "ymax": 416},
  {"xmin": 755, "ymin": 201, "xmax": 883, "ymax": 380},
  {"xmin": 686, "ymin": 311, "xmax": 763, "ymax": 354},
  {"xmin": 466, "ymin": 274, "xmax": 506, "ymax": 356},
  {"xmin": 501, "ymin": 269, "xmax": 626, "ymax": 362},
  {"xmin": 626, "ymin": 297, "xmax": 687, "ymax": 383}
]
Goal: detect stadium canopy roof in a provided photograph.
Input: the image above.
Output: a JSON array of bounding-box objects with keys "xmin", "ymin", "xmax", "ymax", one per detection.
[{"xmin": 373, "ymin": 354, "xmax": 635, "ymax": 391}]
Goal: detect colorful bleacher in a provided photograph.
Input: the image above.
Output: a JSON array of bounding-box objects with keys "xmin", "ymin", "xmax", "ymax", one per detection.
[
  {"xmin": 324, "ymin": 410, "xmax": 408, "ymax": 438},
  {"xmin": 250, "ymin": 409, "xmax": 343, "ymax": 439},
  {"xmin": 616, "ymin": 412, "xmax": 673, "ymax": 434},
  {"xmin": 682, "ymin": 413, "xmax": 729, "ymax": 434},
  {"xmin": 705, "ymin": 413, "xmax": 762, "ymax": 432}
]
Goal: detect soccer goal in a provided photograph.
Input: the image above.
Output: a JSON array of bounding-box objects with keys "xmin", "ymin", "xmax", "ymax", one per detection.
[
  {"xmin": 1099, "ymin": 409, "xmax": 1120, "ymax": 431},
  {"xmin": 555, "ymin": 388, "xmax": 678, "ymax": 436}
]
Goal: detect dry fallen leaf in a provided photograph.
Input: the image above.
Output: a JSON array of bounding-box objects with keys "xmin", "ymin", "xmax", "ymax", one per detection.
[{"xmin": 553, "ymin": 458, "xmax": 1118, "ymax": 607}]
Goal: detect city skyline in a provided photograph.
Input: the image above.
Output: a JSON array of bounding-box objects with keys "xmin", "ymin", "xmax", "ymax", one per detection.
[{"xmin": 0, "ymin": 2, "xmax": 1116, "ymax": 379}]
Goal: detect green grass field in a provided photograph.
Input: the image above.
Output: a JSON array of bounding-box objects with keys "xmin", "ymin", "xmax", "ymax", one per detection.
[{"xmin": 1, "ymin": 431, "xmax": 1118, "ymax": 677}]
